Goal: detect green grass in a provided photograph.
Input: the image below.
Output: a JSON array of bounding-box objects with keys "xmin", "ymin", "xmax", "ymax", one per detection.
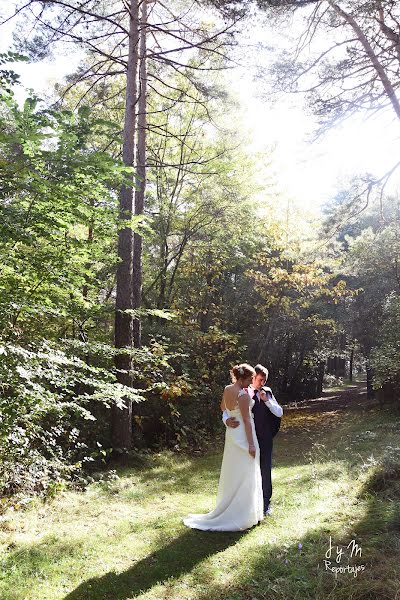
[{"xmin": 1, "ymin": 394, "xmax": 400, "ymax": 600}]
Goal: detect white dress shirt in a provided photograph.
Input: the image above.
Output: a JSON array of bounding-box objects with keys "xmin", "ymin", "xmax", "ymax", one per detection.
[{"xmin": 222, "ymin": 385, "xmax": 283, "ymax": 424}]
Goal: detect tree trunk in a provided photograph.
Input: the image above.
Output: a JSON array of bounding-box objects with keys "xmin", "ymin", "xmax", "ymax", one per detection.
[
  {"xmin": 349, "ymin": 347, "xmax": 354, "ymax": 382},
  {"xmin": 82, "ymin": 208, "xmax": 93, "ymax": 364},
  {"xmin": 281, "ymin": 338, "xmax": 292, "ymax": 394},
  {"xmin": 200, "ymin": 251, "xmax": 214, "ymax": 333},
  {"xmin": 112, "ymin": 0, "xmax": 139, "ymax": 451},
  {"xmin": 317, "ymin": 359, "xmax": 325, "ymax": 396},
  {"xmin": 132, "ymin": 0, "xmax": 148, "ymax": 347},
  {"xmin": 366, "ymin": 362, "xmax": 374, "ymax": 398},
  {"xmin": 157, "ymin": 241, "xmax": 168, "ymax": 309},
  {"xmin": 257, "ymin": 299, "xmax": 283, "ymax": 363}
]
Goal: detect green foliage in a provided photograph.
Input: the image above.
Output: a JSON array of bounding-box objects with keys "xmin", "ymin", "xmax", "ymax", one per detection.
[
  {"xmin": 318, "ymin": 184, "xmax": 400, "ymax": 396},
  {"xmin": 0, "ymin": 79, "xmax": 131, "ymax": 343},
  {"xmin": 0, "ymin": 333, "xmax": 194, "ymax": 498},
  {"xmin": 371, "ymin": 293, "xmax": 400, "ymax": 392},
  {"xmin": 0, "ymin": 339, "xmax": 145, "ymax": 498},
  {"xmin": 0, "ymin": 51, "xmax": 28, "ymax": 89},
  {"xmin": 246, "ymin": 246, "xmax": 348, "ymax": 397},
  {"xmin": 0, "ymin": 76, "xmax": 187, "ymax": 497}
]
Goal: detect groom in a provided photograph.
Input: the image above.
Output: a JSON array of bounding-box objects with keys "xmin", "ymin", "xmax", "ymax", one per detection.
[{"xmin": 222, "ymin": 364, "xmax": 283, "ymax": 516}]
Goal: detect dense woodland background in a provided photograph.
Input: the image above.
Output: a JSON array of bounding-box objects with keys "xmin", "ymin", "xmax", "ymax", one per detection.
[{"xmin": 1, "ymin": 0, "xmax": 400, "ymax": 501}]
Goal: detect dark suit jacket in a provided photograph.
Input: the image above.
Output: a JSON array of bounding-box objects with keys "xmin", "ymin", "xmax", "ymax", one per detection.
[{"xmin": 249, "ymin": 386, "xmax": 281, "ymax": 446}]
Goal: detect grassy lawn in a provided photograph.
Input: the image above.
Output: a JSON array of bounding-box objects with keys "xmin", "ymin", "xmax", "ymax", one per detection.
[{"xmin": 1, "ymin": 387, "xmax": 400, "ymax": 600}]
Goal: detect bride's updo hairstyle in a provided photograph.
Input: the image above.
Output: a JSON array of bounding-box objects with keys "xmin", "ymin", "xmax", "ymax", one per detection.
[{"xmin": 230, "ymin": 363, "xmax": 255, "ymax": 383}]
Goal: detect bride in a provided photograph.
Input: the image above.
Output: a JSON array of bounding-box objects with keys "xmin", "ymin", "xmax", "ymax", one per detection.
[{"xmin": 183, "ymin": 363, "xmax": 264, "ymax": 531}]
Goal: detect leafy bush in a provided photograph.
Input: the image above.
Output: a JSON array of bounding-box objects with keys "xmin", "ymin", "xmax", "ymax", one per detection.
[{"xmin": 0, "ymin": 339, "xmax": 145, "ymax": 499}]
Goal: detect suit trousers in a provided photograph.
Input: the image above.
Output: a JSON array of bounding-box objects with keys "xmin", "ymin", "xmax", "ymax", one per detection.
[{"xmin": 259, "ymin": 440, "xmax": 273, "ymax": 511}]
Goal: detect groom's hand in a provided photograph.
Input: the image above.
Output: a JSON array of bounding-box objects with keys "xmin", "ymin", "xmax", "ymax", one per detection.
[{"xmin": 226, "ymin": 417, "xmax": 239, "ymax": 428}]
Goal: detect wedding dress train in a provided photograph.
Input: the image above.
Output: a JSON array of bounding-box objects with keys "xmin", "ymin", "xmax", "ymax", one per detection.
[{"xmin": 183, "ymin": 390, "xmax": 263, "ymax": 531}]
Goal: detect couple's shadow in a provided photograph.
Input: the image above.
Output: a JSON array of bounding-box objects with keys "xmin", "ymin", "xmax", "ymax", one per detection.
[{"xmin": 64, "ymin": 526, "xmax": 246, "ymax": 600}]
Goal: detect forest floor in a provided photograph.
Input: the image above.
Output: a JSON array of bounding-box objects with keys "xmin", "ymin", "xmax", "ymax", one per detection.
[{"xmin": 1, "ymin": 381, "xmax": 400, "ymax": 600}]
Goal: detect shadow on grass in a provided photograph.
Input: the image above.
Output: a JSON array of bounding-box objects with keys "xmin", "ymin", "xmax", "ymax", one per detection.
[
  {"xmin": 191, "ymin": 527, "xmax": 334, "ymax": 600},
  {"xmin": 191, "ymin": 447, "xmax": 400, "ymax": 600},
  {"xmin": 188, "ymin": 512, "xmax": 400, "ymax": 599},
  {"xmin": 63, "ymin": 527, "xmax": 247, "ymax": 600}
]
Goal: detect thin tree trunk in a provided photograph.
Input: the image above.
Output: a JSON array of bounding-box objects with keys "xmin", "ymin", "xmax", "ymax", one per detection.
[
  {"xmin": 165, "ymin": 236, "xmax": 188, "ymax": 307},
  {"xmin": 112, "ymin": 0, "xmax": 139, "ymax": 451},
  {"xmin": 281, "ymin": 338, "xmax": 292, "ymax": 393},
  {"xmin": 157, "ymin": 241, "xmax": 168, "ymax": 309},
  {"xmin": 200, "ymin": 250, "xmax": 214, "ymax": 332},
  {"xmin": 288, "ymin": 344, "xmax": 307, "ymax": 396},
  {"xmin": 132, "ymin": 0, "xmax": 148, "ymax": 347},
  {"xmin": 349, "ymin": 346, "xmax": 354, "ymax": 382},
  {"xmin": 82, "ymin": 207, "xmax": 93, "ymax": 365},
  {"xmin": 257, "ymin": 302, "xmax": 282, "ymax": 363},
  {"xmin": 366, "ymin": 362, "xmax": 374, "ymax": 398}
]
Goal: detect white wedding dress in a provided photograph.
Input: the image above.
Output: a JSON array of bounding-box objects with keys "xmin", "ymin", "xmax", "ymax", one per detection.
[{"xmin": 183, "ymin": 389, "xmax": 264, "ymax": 531}]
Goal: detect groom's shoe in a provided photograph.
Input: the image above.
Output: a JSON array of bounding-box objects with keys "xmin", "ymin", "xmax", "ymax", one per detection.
[{"xmin": 264, "ymin": 505, "xmax": 272, "ymax": 516}]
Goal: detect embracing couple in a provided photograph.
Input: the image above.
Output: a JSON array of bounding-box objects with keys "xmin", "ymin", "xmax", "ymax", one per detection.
[{"xmin": 183, "ymin": 363, "xmax": 283, "ymax": 532}]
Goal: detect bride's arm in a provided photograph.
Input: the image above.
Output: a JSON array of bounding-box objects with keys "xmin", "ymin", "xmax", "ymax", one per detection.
[
  {"xmin": 238, "ymin": 393, "xmax": 256, "ymax": 458},
  {"xmin": 220, "ymin": 387, "xmax": 240, "ymax": 428}
]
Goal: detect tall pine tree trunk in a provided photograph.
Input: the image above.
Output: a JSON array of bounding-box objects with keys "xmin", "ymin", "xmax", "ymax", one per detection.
[
  {"xmin": 133, "ymin": 0, "xmax": 148, "ymax": 348},
  {"xmin": 112, "ymin": 0, "xmax": 140, "ymax": 451}
]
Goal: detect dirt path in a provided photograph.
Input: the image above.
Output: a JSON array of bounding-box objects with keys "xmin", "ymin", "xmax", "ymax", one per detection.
[
  {"xmin": 284, "ymin": 381, "xmax": 372, "ymax": 414},
  {"xmin": 276, "ymin": 380, "xmax": 378, "ymax": 446}
]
